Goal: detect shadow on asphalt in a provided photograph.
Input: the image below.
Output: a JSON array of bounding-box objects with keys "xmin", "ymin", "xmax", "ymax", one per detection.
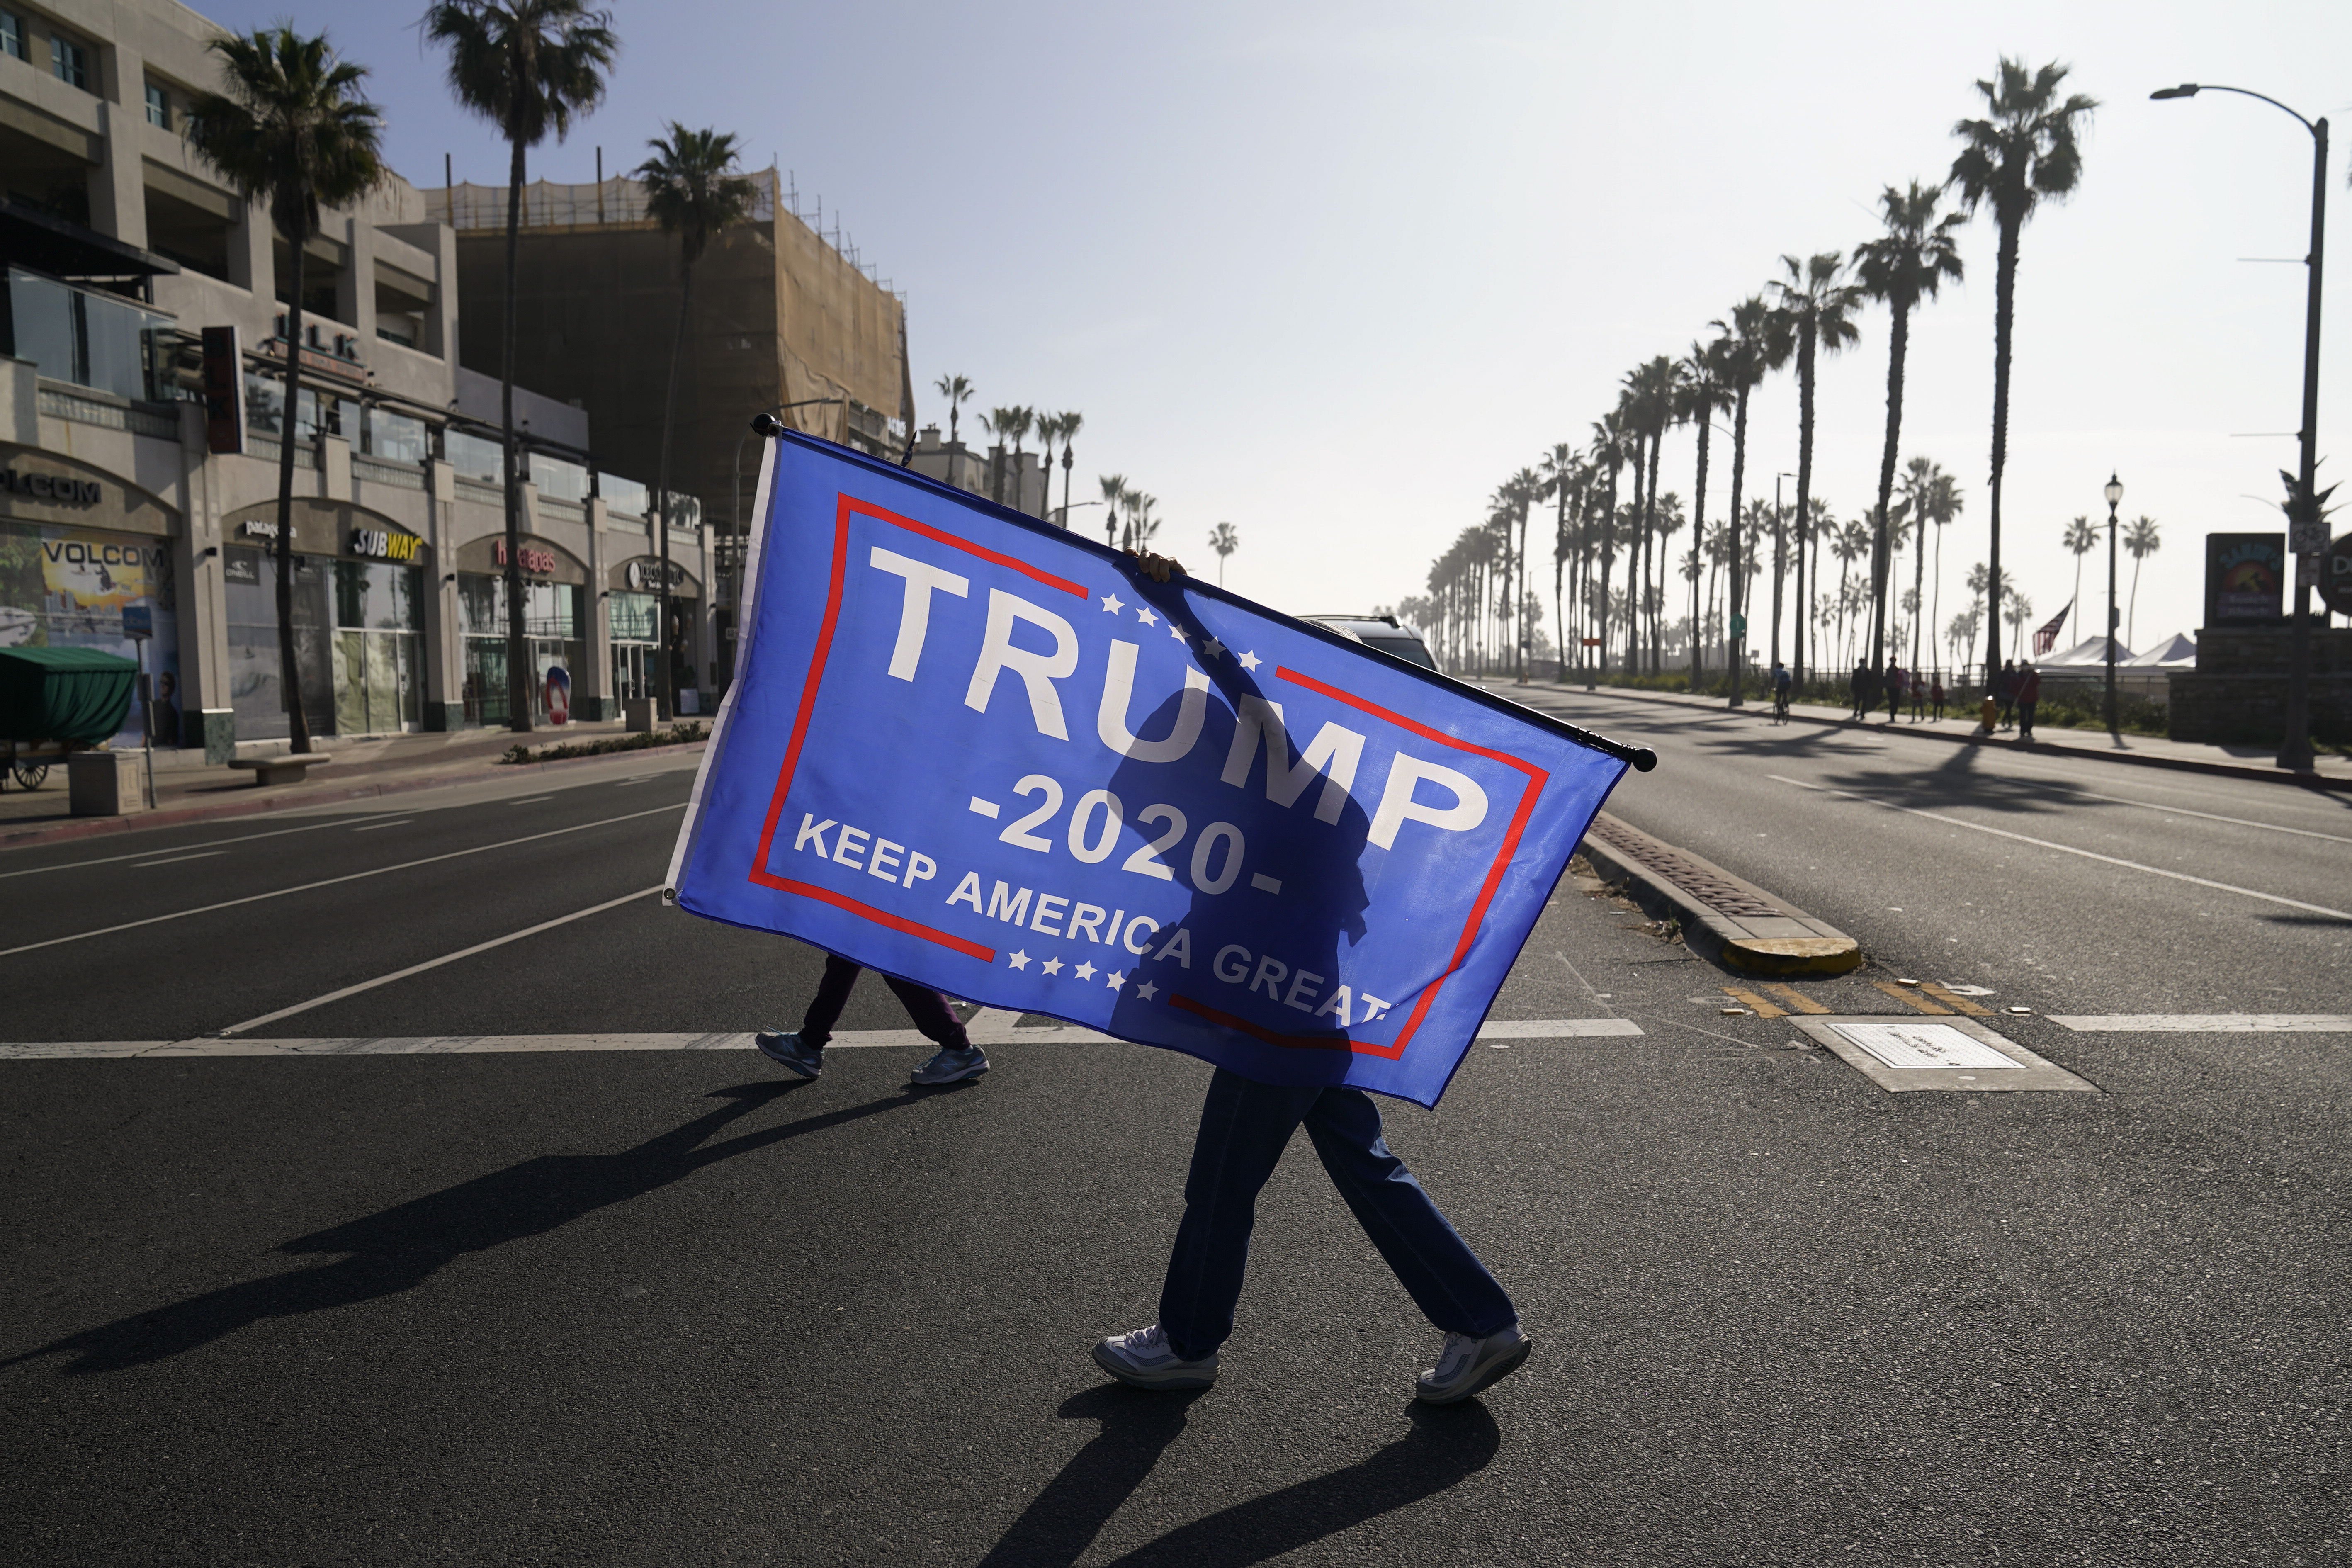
[
  {"xmin": 8, "ymin": 1077, "xmax": 918, "ymax": 1376},
  {"xmin": 978, "ymin": 1390, "xmax": 1499, "ymax": 1567}
]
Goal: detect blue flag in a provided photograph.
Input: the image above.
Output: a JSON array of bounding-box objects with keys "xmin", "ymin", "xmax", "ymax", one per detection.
[{"xmin": 668, "ymin": 432, "xmax": 1643, "ymax": 1107}]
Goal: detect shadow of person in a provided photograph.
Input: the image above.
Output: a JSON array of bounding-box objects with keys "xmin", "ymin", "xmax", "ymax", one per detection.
[
  {"xmin": 973, "ymin": 1384, "xmax": 1206, "ymax": 1568},
  {"xmin": 979, "ymin": 1395, "xmax": 1500, "ymax": 1568},
  {"xmin": 9, "ymin": 1077, "xmax": 918, "ymax": 1376}
]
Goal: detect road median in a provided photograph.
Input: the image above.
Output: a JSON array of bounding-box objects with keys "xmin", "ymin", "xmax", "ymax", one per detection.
[{"xmin": 1579, "ymin": 810, "xmax": 1862, "ymax": 975}]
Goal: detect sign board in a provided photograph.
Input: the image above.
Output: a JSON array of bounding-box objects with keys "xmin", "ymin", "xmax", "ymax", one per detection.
[
  {"xmin": 2324, "ymin": 533, "xmax": 2352, "ymax": 620},
  {"xmin": 1729, "ymin": 613, "xmax": 1747, "ymax": 637},
  {"xmin": 2204, "ymin": 533, "xmax": 2284, "ymax": 625},
  {"xmin": 121, "ymin": 605, "xmax": 151, "ymax": 640},
  {"xmin": 201, "ymin": 325, "xmax": 244, "ymax": 455}
]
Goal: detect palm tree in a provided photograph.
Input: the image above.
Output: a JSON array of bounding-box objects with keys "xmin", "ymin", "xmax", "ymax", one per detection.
[
  {"xmin": 2004, "ymin": 589, "xmax": 2034, "ymax": 663},
  {"xmin": 982, "ymin": 407, "xmax": 1027, "ymax": 505},
  {"xmin": 1047, "ymin": 412, "xmax": 1082, "ymax": 525},
  {"xmin": 1538, "ymin": 443, "xmax": 1581, "ymax": 679},
  {"xmin": 184, "ymin": 27, "xmax": 384, "ymax": 755},
  {"xmin": 1588, "ymin": 410, "xmax": 1630, "ymax": 669},
  {"xmin": 1713, "ymin": 298, "xmax": 1786, "ymax": 698},
  {"xmin": 1677, "ymin": 335, "xmax": 1733, "ymax": 684},
  {"xmin": 2124, "ymin": 515, "xmax": 2161, "ymax": 646},
  {"xmin": 1127, "ymin": 493, "xmax": 1159, "ymax": 551},
  {"xmin": 1770, "ymin": 253, "xmax": 1864, "ymax": 687},
  {"xmin": 1833, "ymin": 518, "xmax": 1870, "ymax": 666},
  {"xmin": 426, "ymin": 0, "xmax": 617, "ymax": 732},
  {"xmin": 1505, "ymin": 467, "xmax": 1541, "ymax": 680},
  {"xmin": 637, "ymin": 123, "xmax": 755, "ymax": 719},
  {"xmin": 1854, "ymin": 182, "xmax": 1965, "ymax": 669},
  {"xmin": 1028, "ymin": 410, "xmax": 1064, "ymax": 519},
  {"xmin": 1207, "ymin": 521, "xmax": 1239, "ymax": 586},
  {"xmin": 2061, "ymin": 513, "xmax": 2097, "ymax": 636},
  {"xmin": 1097, "ymin": 473, "xmax": 1127, "ymax": 548},
  {"xmin": 1900, "ymin": 457, "xmax": 1963, "ymax": 676},
  {"xmin": 934, "ymin": 373, "xmax": 973, "ymax": 444},
  {"xmin": 1622, "ymin": 358, "xmax": 1680, "ymax": 671},
  {"xmin": 1949, "ymin": 56, "xmax": 2098, "ymax": 693}
]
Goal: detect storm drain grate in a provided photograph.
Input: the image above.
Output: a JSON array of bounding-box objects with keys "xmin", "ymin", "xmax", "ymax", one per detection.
[{"xmin": 1585, "ymin": 818, "xmax": 1784, "ymax": 920}]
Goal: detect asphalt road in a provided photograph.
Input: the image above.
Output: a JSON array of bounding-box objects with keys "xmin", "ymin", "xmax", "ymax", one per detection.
[{"xmin": 1, "ymin": 737, "xmax": 2344, "ymax": 1565}]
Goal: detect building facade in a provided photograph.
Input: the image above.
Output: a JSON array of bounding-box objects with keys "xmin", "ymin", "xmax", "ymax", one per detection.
[{"xmin": 0, "ymin": 0, "xmax": 710, "ymax": 756}]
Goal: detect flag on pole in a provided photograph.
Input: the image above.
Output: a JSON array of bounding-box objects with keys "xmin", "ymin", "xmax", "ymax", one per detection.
[
  {"xmin": 665, "ymin": 431, "xmax": 1649, "ymax": 1108},
  {"xmin": 2032, "ymin": 600, "xmax": 2071, "ymax": 657}
]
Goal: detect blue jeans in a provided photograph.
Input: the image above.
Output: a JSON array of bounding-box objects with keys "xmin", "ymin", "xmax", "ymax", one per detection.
[{"xmin": 1158, "ymin": 1068, "xmax": 1517, "ymax": 1360}]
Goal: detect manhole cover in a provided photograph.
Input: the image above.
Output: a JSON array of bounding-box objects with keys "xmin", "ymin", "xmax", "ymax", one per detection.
[{"xmin": 1829, "ymin": 1021, "xmax": 2018, "ymax": 1070}]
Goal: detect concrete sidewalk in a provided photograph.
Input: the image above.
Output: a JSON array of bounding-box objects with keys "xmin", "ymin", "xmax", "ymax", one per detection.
[
  {"xmin": 0, "ymin": 721, "xmax": 706, "ymax": 847},
  {"xmin": 1490, "ymin": 678, "xmax": 2352, "ymax": 789}
]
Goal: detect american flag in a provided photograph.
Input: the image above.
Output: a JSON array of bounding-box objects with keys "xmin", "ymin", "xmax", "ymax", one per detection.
[{"xmin": 2032, "ymin": 601, "xmax": 2071, "ymax": 657}]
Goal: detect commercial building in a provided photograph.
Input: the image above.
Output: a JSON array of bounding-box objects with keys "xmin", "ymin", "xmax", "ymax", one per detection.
[{"xmin": 0, "ymin": 0, "xmax": 709, "ymax": 757}]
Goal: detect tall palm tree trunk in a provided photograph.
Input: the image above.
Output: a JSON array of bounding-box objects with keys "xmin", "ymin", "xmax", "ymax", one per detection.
[
  {"xmin": 275, "ymin": 237, "xmax": 312, "ymax": 754},
  {"xmin": 654, "ymin": 258, "xmax": 693, "ymax": 718},
  {"xmin": 1912, "ymin": 519, "xmax": 1928, "ymax": 673},
  {"xmin": 500, "ymin": 131, "xmax": 532, "ymax": 731},
  {"xmin": 1982, "ymin": 219, "xmax": 2020, "ymax": 691},
  {"xmin": 1690, "ymin": 417, "xmax": 1712, "ymax": 684},
  {"xmin": 1644, "ymin": 430, "xmax": 1664, "ymax": 672},
  {"xmin": 1726, "ymin": 397, "xmax": 1749, "ymax": 705},
  {"xmin": 1792, "ymin": 329, "xmax": 1816, "ymax": 688},
  {"xmin": 1868, "ymin": 297, "xmax": 1912, "ymax": 669}
]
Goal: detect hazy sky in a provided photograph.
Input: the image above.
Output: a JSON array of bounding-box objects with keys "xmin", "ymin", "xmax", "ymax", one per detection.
[{"xmin": 213, "ymin": 0, "xmax": 2350, "ymax": 655}]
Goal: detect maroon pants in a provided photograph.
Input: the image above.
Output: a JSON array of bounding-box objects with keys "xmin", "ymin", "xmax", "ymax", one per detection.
[{"xmin": 801, "ymin": 953, "xmax": 971, "ymax": 1050}]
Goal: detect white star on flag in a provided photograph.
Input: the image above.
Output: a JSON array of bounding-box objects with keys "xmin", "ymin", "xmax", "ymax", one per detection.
[
  {"xmin": 1105, "ymin": 970, "xmax": 1127, "ymax": 989},
  {"xmin": 1135, "ymin": 980, "xmax": 1159, "ymax": 1001},
  {"xmin": 1136, "ymin": 607, "xmax": 1159, "ymax": 627},
  {"xmin": 1074, "ymin": 960, "xmax": 1098, "ymax": 980},
  {"xmin": 1100, "ymin": 593, "xmax": 1124, "ymax": 615},
  {"xmin": 1169, "ymin": 623, "xmax": 1191, "ymax": 646},
  {"xmin": 1042, "ymin": 956, "xmax": 1064, "ymax": 975},
  {"xmin": 1008, "ymin": 950, "xmax": 1031, "ymax": 970},
  {"xmin": 1237, "ymin": 651, "xmax": 1262, "ymax": 671},
  {"xmin": 1202, "ymin": 638, "xmax": 1227, "ymax": 659}
]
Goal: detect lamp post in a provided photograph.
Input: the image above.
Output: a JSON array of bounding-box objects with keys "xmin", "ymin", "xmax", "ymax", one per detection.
[
  {"xmin": 2104, "ymin": 472, "xmax": 2124, "ymax": 733},
  {"xmin": 2152, "ymin": 83, "xmax": 2328, "ymax": 771}
]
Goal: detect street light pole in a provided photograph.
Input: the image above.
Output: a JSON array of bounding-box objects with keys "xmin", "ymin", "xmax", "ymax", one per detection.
[
  {"xmin": 2151, "ymin": 84, "xmax": 2328, "ymax": 771},
  {"xmin": 2104, "ymin": 472, "xmax": 2124, "ymax": 734}
]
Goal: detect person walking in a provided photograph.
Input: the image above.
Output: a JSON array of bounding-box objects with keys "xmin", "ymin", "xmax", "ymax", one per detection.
[
  {"xmin": 1092, "ymin": 1067, "xmax": 1530, "ymax": 1405},
  {"xmin": 1849, "ymin": 661, "xmax": 1868, "ymax": 720},
  {"xmin": 1929, "ymin": 675, "xmax": 1946, "ymax": 722},
  {"xmin": 756, "ymin": 954, "xmax": 989, "ymax": 1084},
  {"xmin": 2016, "ymin": 661, "xmax": 2042, "ymax": 741},
  {"xmin": 1770, "ymin": 659, "xmax": 1792, "ymax": 722},
  {"xmin": 1995, "ymin": 659, "xmax": 2019, "ymax": 731},
  {"xmin": 1885, "ymin": 662, "xmax": 1907, "ymax": 723}
]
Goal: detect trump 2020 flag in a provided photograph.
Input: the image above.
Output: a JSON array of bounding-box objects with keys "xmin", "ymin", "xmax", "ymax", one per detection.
[{"xmin": 667, "ymin": 430, "xmax": 1642, "ymax": 1107}]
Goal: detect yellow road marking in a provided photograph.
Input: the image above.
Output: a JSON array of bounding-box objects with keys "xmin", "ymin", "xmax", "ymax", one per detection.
[
  {"xmin": 1721, "ymin": 987, "xmax": 1785, "ymax": 1018},
  {"xmin": 1875, "ymin": 980, "xmax": 1952, "ymax": 1015},
  {"xmin": 1920, "ymin": 982, "xmax": 1991, "ymax": 1016},
  {"xmin": 1762, "ymin": 983, "xmax": 1831, "ymax": 1015}
]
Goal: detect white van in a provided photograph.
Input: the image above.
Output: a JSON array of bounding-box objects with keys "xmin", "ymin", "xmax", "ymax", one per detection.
[{"xmin": 1300, "ymin": 615, "xmax": 1441, "ymax": 673}]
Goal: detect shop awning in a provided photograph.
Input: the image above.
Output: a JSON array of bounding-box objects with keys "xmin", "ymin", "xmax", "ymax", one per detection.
[{"xmin": 0, "ymin": 646, "xmax": 139, "ymax": 746}]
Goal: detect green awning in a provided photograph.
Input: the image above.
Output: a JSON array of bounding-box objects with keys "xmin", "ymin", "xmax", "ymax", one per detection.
[{"xmin": 0, "ymin": 646, "xmax": 139, "ymax": 745}]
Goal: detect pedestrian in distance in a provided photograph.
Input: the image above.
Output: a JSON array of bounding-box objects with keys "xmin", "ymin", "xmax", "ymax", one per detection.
[
  {"xmin": 1849, "ymin": 661, "xmax": 1869, "ymax": 720},
  {"xmin": 1910, "ymin": 668, "xmax": 1928, "ymax": 722},
  {"xmin": 2016, "ymin": 661, "xmax": 2041, "ymax": 741},
  {"xmin": 1929, "ymin": 676, "xmax": 1946, "ymax": 722},
  {"xmin": 1995, "ymin": 659, "xmax": 2019, "ymax": 730},
  {"xmin": 755, "ymin": 953, "xmax": 990, "ymax": 1084},
  {"xmin": 1770, "ymin": 659, "xmax": 1792, "ymax": 722},
  {"xmin": 1885, "ymin": 662, "xmax": 1907, "ymax": 723},
  {"xmin": 1092, "ymin": 548, "xmax": 1531, "ymax": 1409}
]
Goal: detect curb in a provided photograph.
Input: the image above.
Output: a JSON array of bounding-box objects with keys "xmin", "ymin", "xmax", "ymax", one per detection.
[
  {"xmin": 1579, "ymin": 810, "xmax": 1862, "ymax": 976},
  {"xmin": 0, "ymin": 740, "xmax": 707, "ymax": 852},
  {"xmin": 1533, "ymin": 684, "xmax": 2352, "ymax": 793}
]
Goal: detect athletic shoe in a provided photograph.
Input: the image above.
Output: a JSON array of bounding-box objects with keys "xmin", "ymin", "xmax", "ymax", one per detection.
[
  {"xmin": 1414, "ymin": 1322, "xmax": 1532, "ymax": 1405},
  {"xmin": 755, "ymin": 1029, "xmax": 822, "ymax": 1079},
  {"xmin": 1092, "ymin": 1324, "xmax": 1219, "ymax": 1391},
  {"xmin": 911, "ymin": 1045, "xmax": 990, "ymax": 1085}
]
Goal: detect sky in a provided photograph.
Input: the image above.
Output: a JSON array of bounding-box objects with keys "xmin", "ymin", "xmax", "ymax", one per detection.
[{"xmin": 209, "ymin": 0, "xmax": 2352, "ymax": 659}]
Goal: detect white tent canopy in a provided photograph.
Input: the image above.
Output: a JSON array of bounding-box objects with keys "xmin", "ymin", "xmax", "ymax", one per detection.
[
  {"xmin": 2039, "ymin": 634, "xmax": 2133, "ymax": 668},
  {"xmin": 2128, "ymin": 632, "xmax": 2197, "ymax": 669}
]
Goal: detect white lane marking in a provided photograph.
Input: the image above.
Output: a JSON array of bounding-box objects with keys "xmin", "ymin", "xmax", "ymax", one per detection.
[
  {"xmin": 132, "ymin": 850, "xmax": 229, "ymax": 869},
  {"xmin": 1478, "ymin": 1018, "xmax": 1643, "ymax": 1038},
  {"xmin": 352, "ymin": 819, "xmax": 414, "ymax": 831},
  {"xmin": 217, "ymin": 884, "xmax": 666, "ymax": 1035},
  {"xmin": 0, "ymin": 811, "xmax": 415, "ymax": 879},
  {"xmin": 505, "ymin": 795, "xmax": 554, "ymax": 806},
  {"xmin": 0, "ymin": 803, "xmax": 688, "ymax": 960},
  {"xmin": 2043, "ymin": 788, "xmax": 2352, "ymax": 846},
  {"xmin": 2050, "ymin": 1014, "xmax": 2352, "ymax": 1033},
  {"xmin": 1768, "ymin": 775, "xmax": 2352, "ymax": 921},
  {"xmin": 0, "ymin": 1017, "xmax": 1651, "ymax": 1060}
]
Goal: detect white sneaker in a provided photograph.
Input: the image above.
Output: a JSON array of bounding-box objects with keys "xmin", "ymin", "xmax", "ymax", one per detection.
[
  {"xmin": 1092, "ymin": 1324, "xmax": 1219, "ymax": 1391},
  {"xmin": 1414, "ymin": 1322, "xmax": 1532, "ymax": 1405}
]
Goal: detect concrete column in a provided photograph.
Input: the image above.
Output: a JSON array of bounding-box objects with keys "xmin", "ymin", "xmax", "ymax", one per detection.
[
  {"xmin": 228, "ymin": 194, "xmax": 272, "ymax": 304},
  {"xmin": 695, "ymin": 520, "xmax": 716, "ymax": 700},
  {"xmin": 425, "ymin": 224, "xmax": 457, "ymax": 362},
  {"xmin": 321, "ymin": 434, "xmax": 352, "ymax": 501},
  {"xmin": 339, "ymin": 214, "xmax": 375, "ymax": 342},
  {"xmin": 0, "ymin": 355, "xmax": 36, "ymax": 445},
  {"xmin": 89, "ymin": 42, "xmax": 147, "ymax": 248},
  {"xmin": 171, "ymin": 400, "xmax": 232, "ymax": 756},
  {"xmin": 422, "ymin": 457, "xmax": 463, "ymax": 729},
  {"xmin": 583, "ymin": 497, "xmax": 612, "ymax": 720}
]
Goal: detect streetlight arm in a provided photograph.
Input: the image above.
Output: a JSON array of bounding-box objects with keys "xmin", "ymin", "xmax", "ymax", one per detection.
[{"xmin": 2150, "ymin": 83, "xmax": 2318, "ymax": 136}]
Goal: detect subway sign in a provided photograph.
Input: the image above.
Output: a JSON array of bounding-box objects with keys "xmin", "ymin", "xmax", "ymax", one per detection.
[
  {"xmin": 2, "ymin": 467, "xmax": 102, "ymax": 505},
  {"xmin": 352, "ymin": 527, "xmax": 421, "ymax": 562}
]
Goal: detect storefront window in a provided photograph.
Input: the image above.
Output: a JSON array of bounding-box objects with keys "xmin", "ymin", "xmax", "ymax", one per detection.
[
  {"xmin": 461, "ymin": 573, "xmax": 581, "ymax": 726},
  {"xmin": 224, "ymin": 545, "xmax": 331, "ymax": 740},
  {"xmin": 445, "ymin": 429, "xmax": 505, "ymax": 485},
  {"xmin": 529, "ymin": 452, "xmax": 590, "ymax": 502},
  {"xmin": 331, "ymin": 560, "xmax": 422, "ymax": 736},
  {"xmin": 0, "ymin": 520, "xmax": 180, "ymax": 746},
  {"xmin": 365, "ymin": 406, "xmax": 429, "ymax": 465},
  {"xmin": 609, "ymin": 588, "xmax": 656, "ymax": 703}
]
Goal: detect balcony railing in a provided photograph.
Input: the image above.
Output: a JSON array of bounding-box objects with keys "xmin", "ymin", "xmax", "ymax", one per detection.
[{"xmin": 7, "ymin": 266, "xmax": 175, "ymax": 403}]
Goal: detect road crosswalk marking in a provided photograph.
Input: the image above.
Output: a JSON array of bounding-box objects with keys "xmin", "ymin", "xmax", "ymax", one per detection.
[{"xmin": 0, "ymin": 1018, "xmax": 1647, "ymax": 1060}]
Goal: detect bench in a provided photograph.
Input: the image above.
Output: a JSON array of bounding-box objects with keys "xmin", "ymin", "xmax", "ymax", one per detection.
[{"xmin": 226, "ymin": 754, "xmax": 336, "ymax": 786}]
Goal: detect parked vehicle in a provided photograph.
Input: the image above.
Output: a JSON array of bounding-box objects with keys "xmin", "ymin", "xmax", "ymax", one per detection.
[
  {"xmin": 0, "ymin": 646, "xmax": 138, "ymax": 789},
  {"xmin": 1299, "ymin": 615, "xmax": 1441, "ymax": 673}
]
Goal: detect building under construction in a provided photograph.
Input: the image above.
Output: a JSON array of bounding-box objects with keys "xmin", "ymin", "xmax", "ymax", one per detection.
[{"xmin": 431, "ymin": 168, "xmax": 911, "ymax": 553}]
